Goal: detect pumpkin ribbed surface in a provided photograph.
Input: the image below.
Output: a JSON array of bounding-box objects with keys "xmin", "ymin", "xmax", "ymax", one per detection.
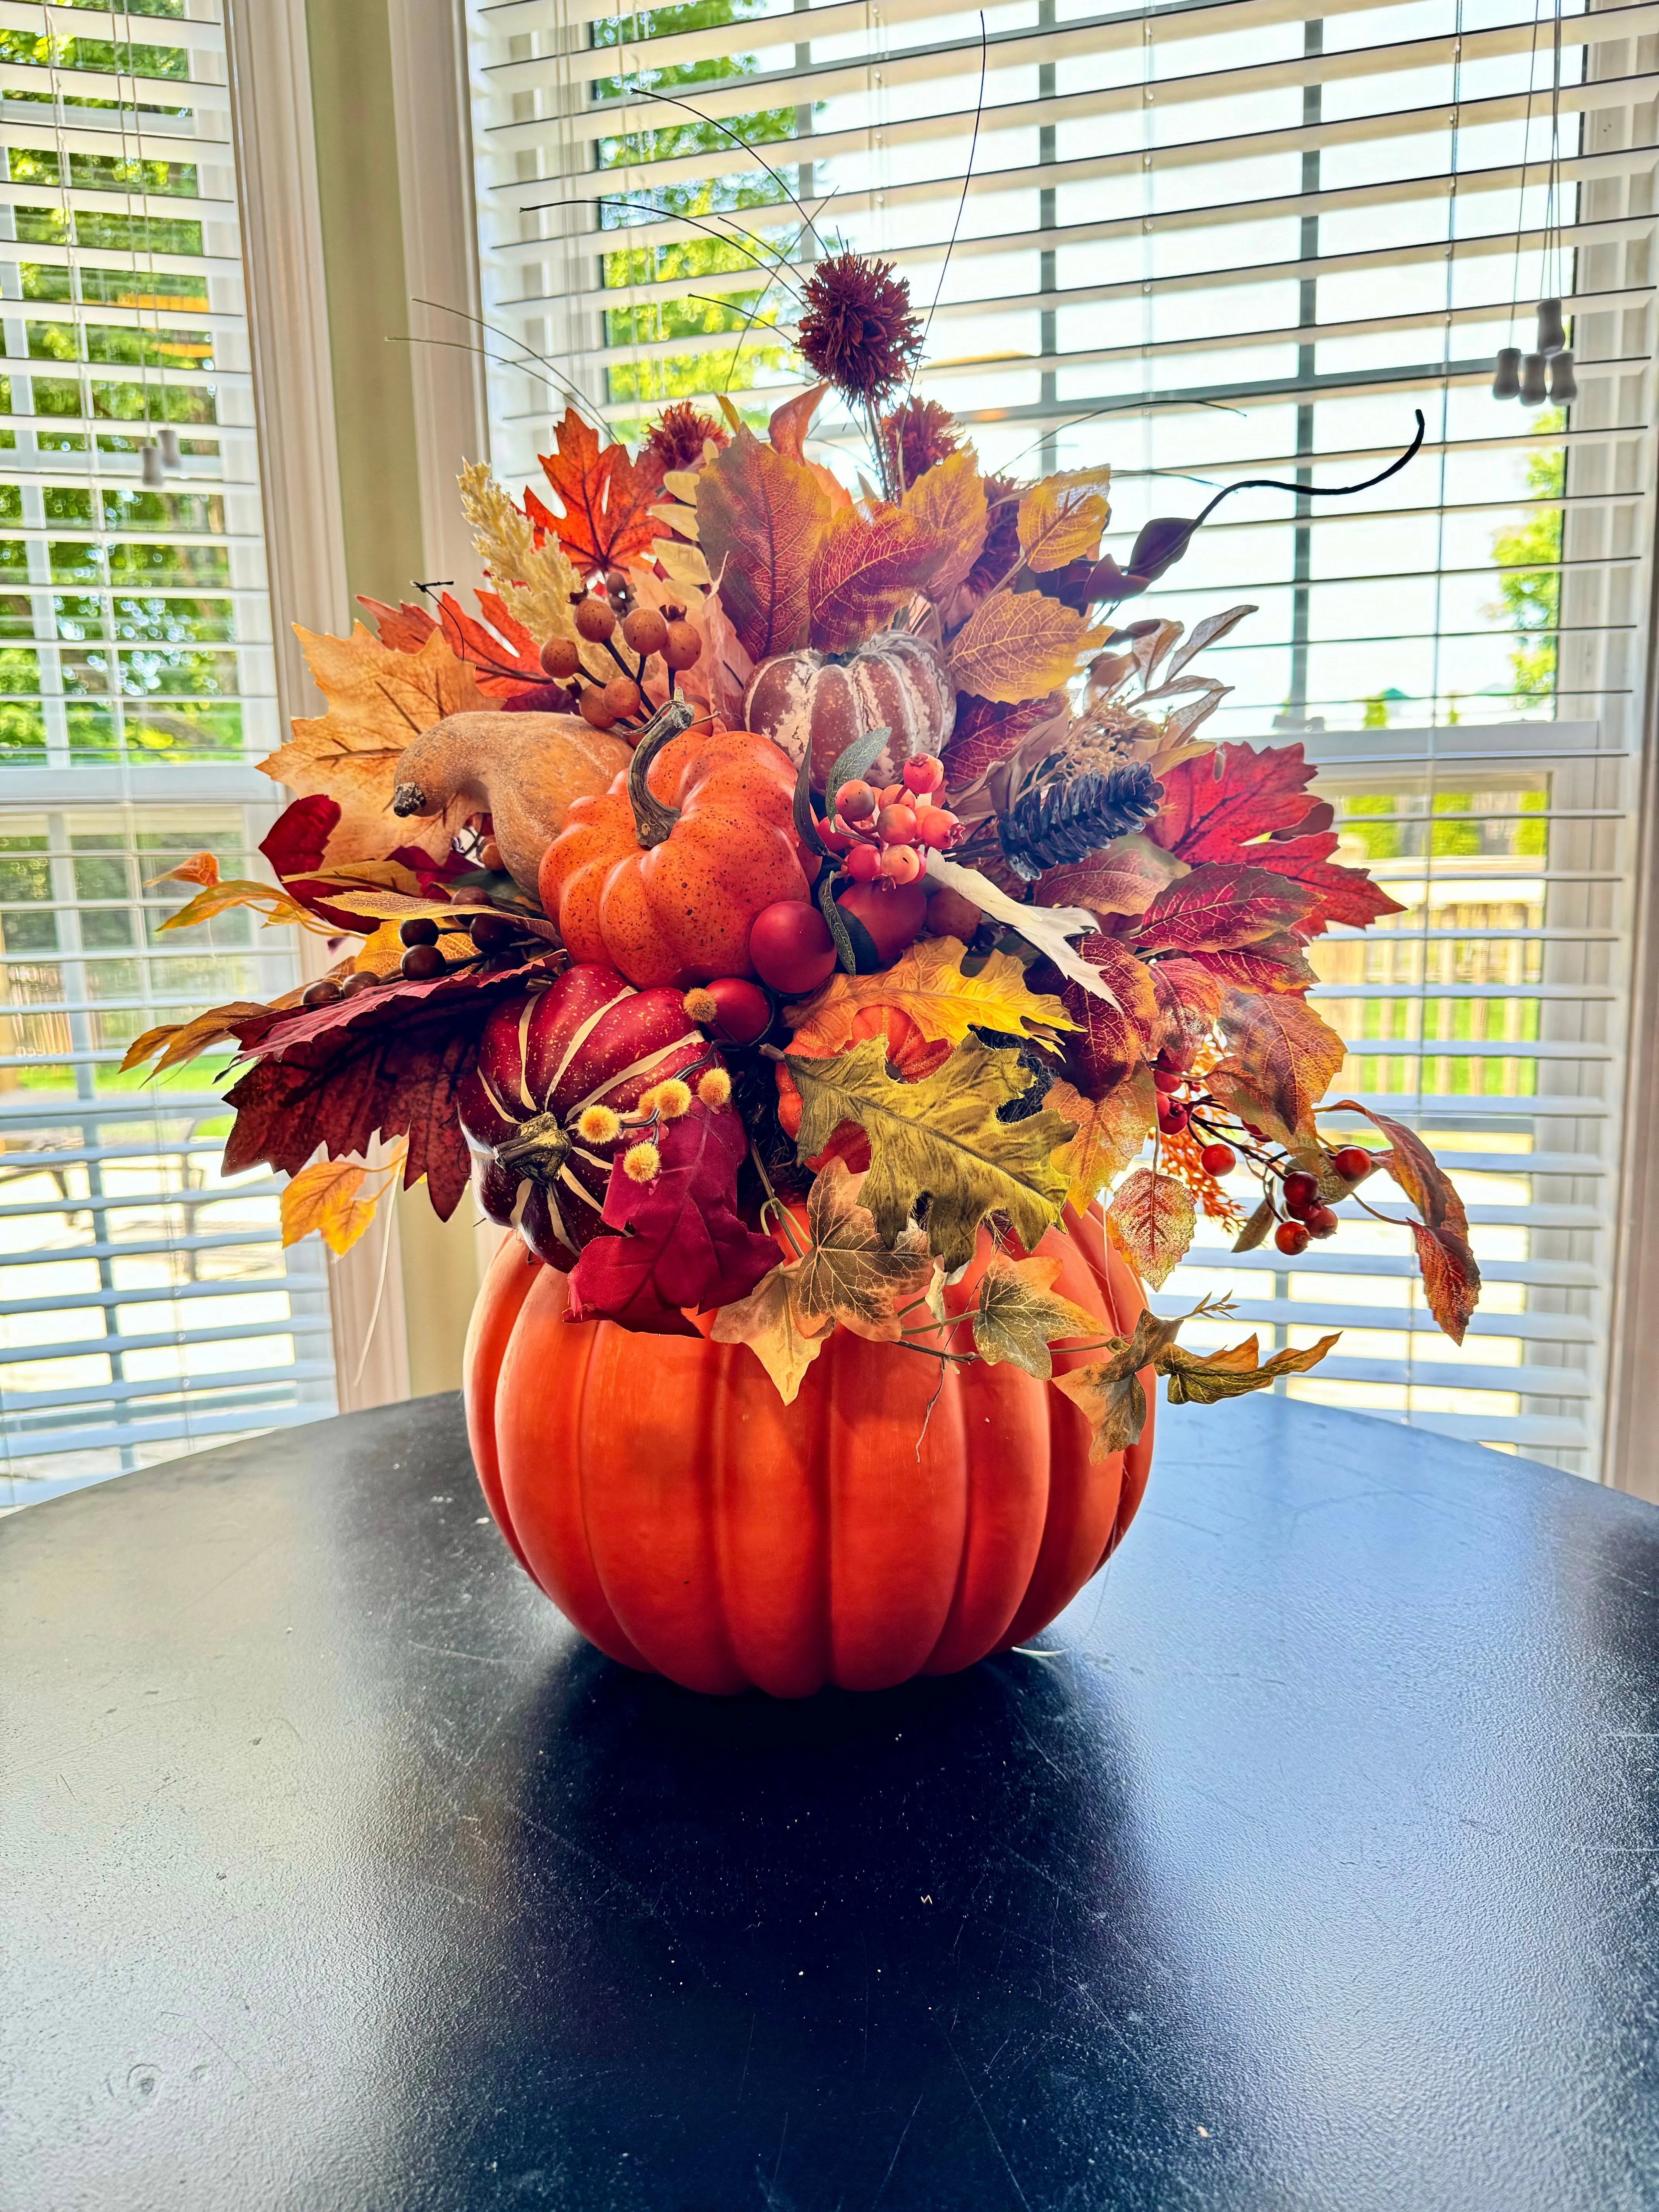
[
  {"xmin": 744, "ymin": 632, "xmax": 955, "ymax": 792},
  {"xmin": 464, "ymin": 1204, "xmax": 1154, "ymax": 1696}
]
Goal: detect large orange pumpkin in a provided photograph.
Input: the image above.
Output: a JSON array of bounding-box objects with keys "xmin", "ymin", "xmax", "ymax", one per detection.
[
  {"xmin": 537, "ymin": 713, "xmax": 809, "ymax": 988},
  {"xmin": 464, "ymin": 1202, "xmax": 1154, "ymax": 1696}
]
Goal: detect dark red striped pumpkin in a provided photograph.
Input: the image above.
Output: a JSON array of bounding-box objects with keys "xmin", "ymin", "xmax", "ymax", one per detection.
[{"xmin": 458, "ymin": 962, "xmax": 710, "ymax": 1267}]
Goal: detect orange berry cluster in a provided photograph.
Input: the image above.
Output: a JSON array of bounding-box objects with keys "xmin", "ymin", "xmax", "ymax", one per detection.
[
  {"xmin": 819, "ymin": 755, "xmax": 961, "ymax": 887},
  {"xmin": 539, "ymin": 578, "xmax": 701, "ymax": 733}
]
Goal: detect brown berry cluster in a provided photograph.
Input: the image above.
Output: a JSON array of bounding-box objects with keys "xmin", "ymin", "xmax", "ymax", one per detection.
[
  {"xmin": 298, "ymin": 891, "xmax": 546, "ymax": 1005},
  {"xmin": 817, "ymin": 756, "xmax": 962, "ymax": 888},
  {"xmin": 542, "ymin": 577, "xmax": 701, "ymax": 734}
]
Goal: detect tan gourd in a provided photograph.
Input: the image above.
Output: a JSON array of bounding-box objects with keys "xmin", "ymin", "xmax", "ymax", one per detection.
[{"xmin": 390, "ymin": 712, "xmax": 632, "ymax": 892}]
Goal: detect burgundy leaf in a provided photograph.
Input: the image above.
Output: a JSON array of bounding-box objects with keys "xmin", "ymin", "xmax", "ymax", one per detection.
[
  {"xmin": 260, "ymin": 795, "xmax": 341, "ymax": 881},
  {"xmin": 1135, "ymin": 865, "xmax": 1315, "ymax": 953},
  {"xmin": 1150, "ymin": 742, "xmax": 1319, "ymax": 861}
]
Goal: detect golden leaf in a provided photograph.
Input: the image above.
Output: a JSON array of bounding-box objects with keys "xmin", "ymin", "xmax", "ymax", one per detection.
[
  {"xmin": 948, "ymin": 589, "xmax": 1106, "ymax": 704},
  {"xmin": 157, "ymin": 879, "xmax": 329, "ymax": 937},
  {"xmin": 901, "ymin": 448, "xmax": 988, "ymax": 600},
  {"xmin": 808, "ymin": 505, "xmax": 945, "ymax": 653},
  {"xmin": 1104, "ymin": 1165, "xmax": 1195, "ymax": 1289},
  {"xmin": 1048, "ymin": 1069, "xmax": 1156, "ymax": 1211},
  {"xmin": 1017, "ymin": 469, "xmax": 1111, "ymax": 574},
  {"xmin": 656, "ymin": 537, "xmax": 712, "ymax": 591},
  {"xmin": 457, "ymin": 459, "xmax": 587, "ymax": 649},
  {"xmin": 786, "ymin": 937, "xmax": 1074, "ymax": 1058},
  {"xmin": 147, "ymin": 851, "xmax": 219, "ymax": 889},
  {"xmin": 972, "ymin": 1249, "xmax": 1099, "ymax": 1379},
  {"xmin": 280, "ymin": 1140, "xmax": 409, "ymax": 1257},
  {"xmin": 1051, "ymin": 1307, "xmax": 1184, "ymax": 1460},
  {"xmin": 120, "ymin": 1000, "xmax": 271, "ymax": 1077},
  {"xmin": 709, "ymin": 1266, "xmax": 832, "ymax": 1405},
  {"xmin": 259, "ymin": 624, "xmax": 487, "ymax": 866},
  {"xmin": 785, "ymin": 1159, "xmax": 938, "ymax": 1342},
  {"xmin": 785, "ymin": 1033, "xmax": 1074, "ymax": 1270},
  {"xmin": 1159, "ymin": 1332, "xmax": 1339, "ymax": 1405}
]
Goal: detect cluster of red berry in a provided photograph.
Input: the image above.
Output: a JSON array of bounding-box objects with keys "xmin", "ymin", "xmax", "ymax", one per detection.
[
  {"xmin": 538, "ymin": 583, "xmax": 701, "ymax": 732},
  {"xmin": 1151, "ymin": 1052, "xmax": 1376, "ymax": 1257},
  {"xmin": 817, "ymin": 755, "xmax": 963, "ymax": 888}
]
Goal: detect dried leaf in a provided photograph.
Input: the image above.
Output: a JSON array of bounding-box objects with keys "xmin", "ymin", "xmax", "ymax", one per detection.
[
  {"xmin": 1149, "ymin": 740, "xmax": 1318, "ymax": 862},
  {"xmin": 1410, "ymin": 1222, "xmax": 1481, "ymax": 1345},
  {"xmin": 458, "ymin": 460, "xmax": 587, "ymax": 651},
  {"xmin": 157, "ymin": 878, "xmax": 328, "ymax": 937},
  {"xmin": 902, "ymin": 449, "xmax": 988, "ymax": 601},
  {"xmin": 1240, "ymin": 833, "xmax": 1405, "ymax": 933},
  {"xmin": 1134, "ymin": 865, "xmax": 1316, "ymax": 954},
  {"xmin": 358, "ymin": 595, "xmax": 439, "ymax": 653},
  {"xmin": 1218, "ymin": 988, "xmax": 1346, "ymax": 1146},
  {"xmin": 784, "ymin": 1033, "xmax": 1074, "ymax": 1270},
  {"xmin": 709, "ymin": 1265, "xmax": 831, "ymax": 1403},
  {"xmin": 1163, "ymin": 603, "xmax": 1257, "ymax": 684},
  {"xmin": 1051, "ymin": 1307, "xmax": 1183, "ymax": 1459},
  {"xmin": 808, "ymin": 505, "xmax": 945, "ymax": 653},
  {"xmin": 121, "ymin": 1000, "xmax": 274, "ymax": 1078},
  {"xmin": 1048, "ymin": 1069, "xmax": 1156, "ymax": 1211},
  {"xmin": 436, "ymin": 588, "xmax": 547, "ymax": 697},
  {"xmin": 785, "ymin": 1158, "xmax": 938, "ymax": 1341},
  {"xmin": 1017, "ymin": 471, "xmax": 1111, "ymax": 574},
  {"xmin": 696, "ymin": 427, "xmax": 832, "ymax": 661},
  {"xmin": 1159, "ymin": 1332, "xmax": 1339, "ymax": 1404},
  {"xmin": 941, "ymin": 690, "xmax": 1068, "ymax": 788},
  {"xmin": 972, "ymin": 1249, "xmax": 1099, "ymax": 1379},
  {"xmin": 260, "ymin": 625, "xmax": 486, "ymax": 865},
  {"xmin": 1327, "ymin": 1098, "xmax": 1480, "ymax": 1340},
  {"xmin": 280, "ymin": 1140, "xmax": 408, "ymax": 1256},
  {"xmin": 768, "ymin": 383, "xmax": 828, "ymax": 464},
  {"xmin": 536, "ymin": 407, "xmax": 665, "ymax": 573},
  {"xmin": 1105, "ymin": 1166, "xmax": 1195, "ymax": 1288},
  {"xmin": 148, "ymin": 851, "xmax": 219, "ymax": 890},
  {"xmin": 1060, "ymin": 934, "xmax": 1160, "ymax": 1096},
  {"xmin": 786, "ymin": 937, "xmax": 1074, "ymax": 1058},
  {"xmin": 1038, "ymin": 833, "xmax": 1186, "ymax": 921},
  {"xmin": 948, "ymin": 589, "xmax": 1106, "ymax": 704}
]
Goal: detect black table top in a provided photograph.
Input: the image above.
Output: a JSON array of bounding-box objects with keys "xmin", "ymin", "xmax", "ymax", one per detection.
[{"xmin": 6, "ymin": 1393, "xmax": 1659, "ymax": 2212}]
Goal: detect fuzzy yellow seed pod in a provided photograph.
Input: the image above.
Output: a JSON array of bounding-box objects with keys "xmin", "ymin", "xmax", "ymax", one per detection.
[
  {"xmin": 576, "ymin": 1104, "xmax": 621, "ymax": 1146},
  {"xmin": 652, "ymin": 1077, "xmax": 692, "ymax": 1121},
  {"xmin": 622, "ymin": 1140, "xmax": 661, "ymax": 1183},
  {"xmin": 696, "ymin": 1067, "xmax": 731, "ymax": 1109},
  {"xmin": 682, "ymin": 988, "xmax": 718, "ymax": 1026}
]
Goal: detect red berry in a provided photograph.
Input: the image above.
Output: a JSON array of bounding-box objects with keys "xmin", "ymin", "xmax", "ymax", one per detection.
[
  {"xmin": 1153, "ymin": 1068, "xmax": 1183, "ymax": 1096},
  {"xmin": 689, "ymin": 975, "xmax": 771, "ymax": 1047},
  {"xmin": 1332, "ymin": 1146, "xmax": 1373, "ymax": 1182},
  {"xmin": 1158, "ymin": 1101, "xmax": 1188, "ymax": 1134},
  {"xmin": 815, "ymin": 817, "xmax": 854, "ymax": 855},
  {"xmin": 880, "ymin": 844, "xmax": 923, "ymax": 886},
  {"xmin": 539, "ymin": 635, "xmax": 581, "ymax": 680},
  {"xmin": 836, "ymin": 780, "xmax": 877, "ymax": 823},
  {"xmin": 1275, "ymin": 1221, "xmax": 1310, "ymax": 1256},
  {"xmin": 621, "ymin": 606, "xmax": 669, "ymax": 657},
  {"xmin": 1281, "ymin": 1170, "xmax": 1319, "ymax": 1217},
  {"xmin": 876, "ymin": 803, "xmax": 919, "ymax": 846},
  {"xmin": 1200, "ymin": 1142, "xmax": 1236, "ymax": 1176},
  {"xmin": 1306, "ymin": 1204, "xmax": 1339, "ymax": 1239},
  {"xmin": 902, "ymin": 753, "xmax": 945, "ymax": 795},
  {"xmin": 914, "ymin": 807, "xmax": 958, "ymax": 850},
  {"xmin": 844, "ymin": 842, "xmax": 882, "ymax": 883},
  {"xmin": 748, "ymin": 900, "xmax": 837, "ymax": 996}
]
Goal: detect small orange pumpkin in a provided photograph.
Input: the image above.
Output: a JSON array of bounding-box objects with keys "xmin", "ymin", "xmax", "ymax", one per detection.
[
  {"xmin": 744, "ymin": 630, "xmax": 955, "ymax": 792},
  {"xmin": 538, "ymin": 707, "xmax": 810, "ymax": 988},
  {"xmin": 464, "ymin": 1202, "xmax": 1154, "ymax": 1695}
]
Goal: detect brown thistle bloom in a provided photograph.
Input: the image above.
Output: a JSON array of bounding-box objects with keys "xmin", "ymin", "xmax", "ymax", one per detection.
[
  {"xmin": 796, "ymin": 253, "xmax": 923, "ymax": 403},
  {"xmin": 878, "ymin": 397, "xmax": 960, "ymax": 490},
  {"xmin": 643, "ymin": 402, "xmax": 729, "ymax": 473}
]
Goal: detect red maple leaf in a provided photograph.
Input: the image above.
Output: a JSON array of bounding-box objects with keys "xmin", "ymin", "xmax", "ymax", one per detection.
[
  {"xmin": 567, "ymin": 1103, "xmax": 780, "ymax": 1333},
  {"xmin": 1232, "ymin": 832, "xmax": 1404, "ymax": 933},
  {"xmin": 537, "ymin": 409, "xmax": 666, "ymax": 575},
  {"xmin": 1149, "ymin": 742, "xmax": 1318, "ymax": 861},
  {"xmin": 357, "ymin": 596, "xmax": 439, "ymax": 653},
  {"xmin": 221, "ymin": 960, "xmax": 545, "ymax": 1220},
  {"xmin": 1133, "ymin": 865, "xmax": 1315, "ymax": 954},
  {"xmin": 436, "ymin": 589, "xmax": 547, "ymax": 697},
  {"xmin": 1176, "ymin": 939, "xmax": 1315, "ymax": 994}
]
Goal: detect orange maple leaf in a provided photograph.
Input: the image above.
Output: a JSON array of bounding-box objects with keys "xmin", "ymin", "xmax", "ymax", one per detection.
[{"xmin": 536, "ymin": 407, "xmax": 666, "ymax": 574}]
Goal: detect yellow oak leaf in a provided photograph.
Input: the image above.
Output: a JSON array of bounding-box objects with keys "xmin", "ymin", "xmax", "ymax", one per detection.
[
  {"xmin": 1047, "ymin": 1068, "xmax": 1156, "ymax": 1211},
  {"xmin": 259, "ymin": 624, "xmax": 487, "ymax": 865},
  {"xmin": 948, "ymin": 589, "xmax": 1106, "ymax": 704},
  {"xmin": 710, "ymin": 1265, "xmax": 833, "ymax": 1405},
  {"xmin": 785, "ymin": 937, "xmax": 1075, "ymax": 1058},
  {"xmin": 901, "ymin": 449, "xmax": 988, "ymax": 600},
  {"xmin": 971, "ymin": 1249, "xmax": 1100, "ymax": 1379},
  {"xmin": 785, "ymin": 1033, "xmax": 1074, "ymax": 1270},
  {"xmin": 280, "ymin": 1141, "xmax": 408, "ymax": 1257},
  {"xmin": 1017, "ymin": 468, "xmax": 1112, "ymax": 574}
]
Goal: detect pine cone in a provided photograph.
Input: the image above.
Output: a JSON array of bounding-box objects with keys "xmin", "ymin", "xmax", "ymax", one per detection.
[{"xmin": 998, "ymin": 763, "xmax": 1162, "ymax": 881}]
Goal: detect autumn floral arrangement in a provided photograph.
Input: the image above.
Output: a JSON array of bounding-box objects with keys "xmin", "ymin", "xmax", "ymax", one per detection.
[{"xmin": 129, "ymin": 251, "xmax": 1479, "ymax": 1460}]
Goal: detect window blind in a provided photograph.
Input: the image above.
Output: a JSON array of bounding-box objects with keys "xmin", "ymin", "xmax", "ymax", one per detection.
[
  {"xmin": 0, "ymin": 1, "xmax": 335, "ymax": 1508},
  {"xmin": 464, "ymin": 0, "xmax": 1653, "ymax": 1474}
]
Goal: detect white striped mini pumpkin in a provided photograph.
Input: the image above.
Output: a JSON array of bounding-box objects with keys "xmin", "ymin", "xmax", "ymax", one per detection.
[{"xmin": 741, "ymin": 631, "xmax": 955, "ymax": 792}]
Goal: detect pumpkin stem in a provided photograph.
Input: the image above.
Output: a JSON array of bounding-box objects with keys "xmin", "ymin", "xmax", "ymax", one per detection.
[
  {"xmin": 626, "ymin": 698, "xmax": 695, "ymax": 849},
  {"xmin": 495, "ymin": 1112, "xmax": 572, "ymax": 1184}
]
